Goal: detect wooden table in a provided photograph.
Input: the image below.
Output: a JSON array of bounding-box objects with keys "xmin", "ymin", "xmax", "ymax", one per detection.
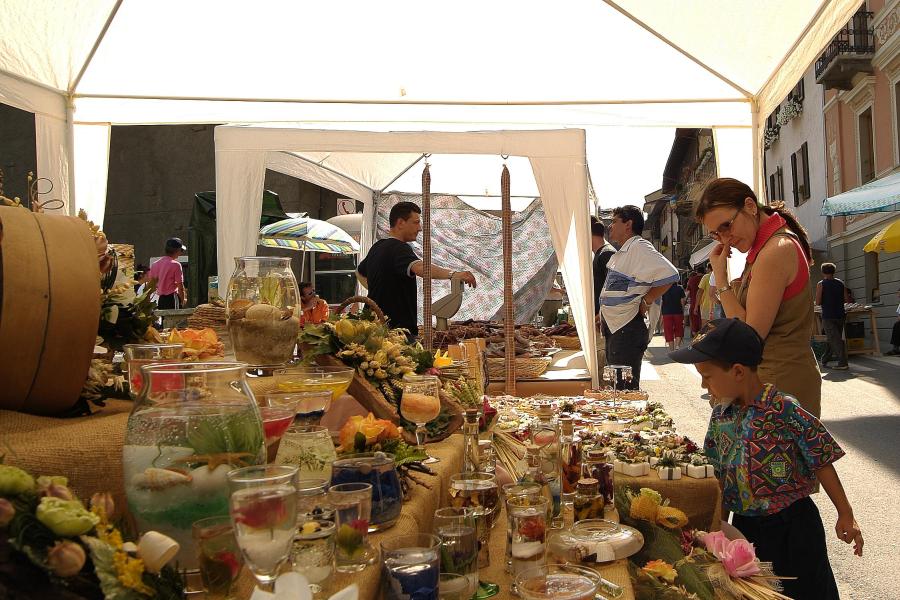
[{"xmin": 813, "ymin": 307, "xmax": 882, "ymax": 357}]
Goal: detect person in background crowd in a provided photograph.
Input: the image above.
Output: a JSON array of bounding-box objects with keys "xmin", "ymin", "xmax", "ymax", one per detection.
[
  {"xmin": 670, "ymin": 319, "xmax": 862, "ymax": 600},
  {"xmin": 298, "ymin": 282, "xmax": 329, "ymax": 326},
  {"xmin": 816, "ymin": 263, "xmax": 850, "ymax": 370},
  {"xmin": 599, "ymin": 205, "xmax": 678, "ymax": 389},
  {"xmin": 697, "ymin": 263, "xmax": 714, "ymax": 327},
  {"xmin": 661, "ymin": 281, "xmax": 686, "ymax": 350},
  {"xmin": 697, "ymin": 178, "xmax": 821, "ymax": 417},
  {"xmin": 140, "ymin": 238, "xmax": 186, "ymax": 309},
  {"xmin": 592, "ymin": 220, "xmax": 616, "ymax": 315},
  {"xmin": 357, "ymin": 201, "xmax": 477, "ymax": 338},
  {"xmin": 686, "ymin": 266, "xmax": 703, "ymax": 336},
  {"xmin": 887, "ymin": 290, "xmax": 900, "ymax": 356}
]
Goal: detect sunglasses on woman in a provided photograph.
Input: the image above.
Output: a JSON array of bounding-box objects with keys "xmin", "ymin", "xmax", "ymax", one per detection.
[{"xmin": 707, "ymin": 209, "xmax": 741, "ymax": 241}]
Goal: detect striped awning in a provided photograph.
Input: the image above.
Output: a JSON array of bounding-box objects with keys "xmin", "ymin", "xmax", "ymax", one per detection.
[
  {"xmin": 821, "ymin": 171, "xmax": 900, "ymax": 216},
  {"xmin": 258, "ymin": 217, "xmax": 360, "ymax": 254}
]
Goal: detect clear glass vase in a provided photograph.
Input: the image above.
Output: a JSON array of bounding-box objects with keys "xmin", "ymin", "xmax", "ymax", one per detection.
[
  {"xmin": 226, "ymin": 257, "xmax": 301, "ymax": 367},
  {"xmin": 123, "ymin": 362, "xmax": 266, "ymax": 572}
]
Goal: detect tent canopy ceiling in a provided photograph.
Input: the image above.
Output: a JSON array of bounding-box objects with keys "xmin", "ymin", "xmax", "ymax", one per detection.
[{"xmin": 1, "ymin": 0, "xmax": 862, "ymax": 127}]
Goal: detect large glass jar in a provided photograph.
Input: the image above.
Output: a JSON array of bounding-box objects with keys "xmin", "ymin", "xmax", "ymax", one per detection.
[
  {"xmin": 123, "ymin": 362, "xmax": 266, "ymax": 571},
  {"xmin": 226, "ymin": 257, "xmax": 301, "ymax": 366},
  {"xmin": 274, "ymin": 424, "xmax": 338, "ymax": 481}
]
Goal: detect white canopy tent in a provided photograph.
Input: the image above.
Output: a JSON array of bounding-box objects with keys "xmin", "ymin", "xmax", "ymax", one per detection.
[
  {"xmin": 0, "ymin": 0, "xmax": 864, "ymax": 222},
  {"xmin": 215, "ymin": 124, "xmax": 600, "ymax": 383}
]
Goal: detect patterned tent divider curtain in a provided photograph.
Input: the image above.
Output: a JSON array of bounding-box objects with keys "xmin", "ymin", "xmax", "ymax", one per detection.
[{"xmin": 376, "ymin": 193, "xmax": 558, "ymax": 324}]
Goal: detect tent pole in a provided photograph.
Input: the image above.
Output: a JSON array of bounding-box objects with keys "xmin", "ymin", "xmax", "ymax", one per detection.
[
  {"xmin": 422, "ymin": 163, "xmax": 433, "ymax": 351},
  {"xmin": 751, "ymin": 98, "xmax": 763, "ymax": 198},
  {"xmin": 65, "ymin": 96, "xmax": 77, "ymax": 215},
  {"xmin": 501, "ymin": 163, "xmax": 516, "ymax": 395}
]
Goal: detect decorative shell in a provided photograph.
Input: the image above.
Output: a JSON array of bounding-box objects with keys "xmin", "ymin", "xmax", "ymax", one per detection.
[
  {"xmin": 137, "ymin": 531, "xmax": 180, "ymax": 574},
  {"xmin": 131, "ymin": 467, "xmax": 192, "ymax": 491}
]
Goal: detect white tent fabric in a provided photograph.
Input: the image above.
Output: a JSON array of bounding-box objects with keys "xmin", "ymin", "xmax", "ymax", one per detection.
[
  {"xmin": 214, "ymin": 125, "xmax": 599, "ymax": 386},
  {"xmin": 0, "ymin": 0, "xmax": 863, "ymax": 218}
]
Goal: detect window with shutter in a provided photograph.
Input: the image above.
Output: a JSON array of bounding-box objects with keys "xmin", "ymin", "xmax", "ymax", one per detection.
[
  {"xmin": 790, "ymin": 153, "xmax": 799, "ymax": 205},
  {"xmin": 769, "ymin": 174, "xmax": 776, "ymax": 202},
  {"xmin": 776, "ymin": 166, "xmax": 785, "ymax": 201},
  {"xmin": 801, "ymin": 143, "xmax": 810, "ymax": 201}
]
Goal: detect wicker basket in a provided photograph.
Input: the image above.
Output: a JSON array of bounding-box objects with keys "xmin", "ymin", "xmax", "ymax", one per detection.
[
  {"xmin": 487, "ymin": 356, "xmax": 552, "ymax": 380},
  {"xmin": 551, "ymin": 335, "xmax": 581, "ymax": 350},
  {"xmin": 336, "ymin": 295, "xmax": 387, "ymax": 323}
]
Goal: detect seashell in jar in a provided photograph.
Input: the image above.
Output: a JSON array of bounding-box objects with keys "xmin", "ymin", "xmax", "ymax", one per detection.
[
  {"xmin": 228, "ymin": 298, "xmax": 254, "ymax": 319},
  {"xmin": 131, "ymin": 467, "xmax": 192, "ymax": 491},
  {"xmin": 245, "ymin": 303, "xmax": 282, "ymax": 321}
]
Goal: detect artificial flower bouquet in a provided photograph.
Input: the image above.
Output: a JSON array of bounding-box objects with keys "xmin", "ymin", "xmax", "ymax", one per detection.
[
  {"xmin": 618, "ymin": 487, "xmax": 789, "ymax": 600},
  {"xmin": 336, "ymin": 413, "xmax": 432, "ymax": 492},
  {"xmin": 0, "ymin": 464, "xmax": 182, "ymax": 599}
]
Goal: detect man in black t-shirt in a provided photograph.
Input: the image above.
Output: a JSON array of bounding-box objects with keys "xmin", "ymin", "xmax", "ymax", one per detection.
[
  {"xmin": 357, "ymin": 201, "xmax": 476, "ymax": 337},
  {"xmin": 816, "ymin": 262, "xmax": 850, "ymax": 370}
]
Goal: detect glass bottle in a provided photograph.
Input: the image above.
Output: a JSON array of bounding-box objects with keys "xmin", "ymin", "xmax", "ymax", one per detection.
[
  {"xmin": 558, "ymin": 417, "xmax": 581, "ymax": 505},
  {"xmin": 581, "ymin": 448, "xmax": 615, "ymax": 506},
  {"xmin": 226, "ymin": 256, "xmax": 301, "ymax": 367},
  {"xmin": 518, "ymin": 445, "xmax": 554, "ymax": 517},
  {"xmin": 462, "ymin": 408, "xmax": 481, "ymax": 474},
  {"xmin": 573, "ymin": 478, "xmax": 605, "ymax": 522},
  {"xmin": 530, "ymin": 403, "xmax": 561, "ymax": 524},
  {"xmin": 123, "ymin": 362, "xmax": 266, "ymax": 572}
]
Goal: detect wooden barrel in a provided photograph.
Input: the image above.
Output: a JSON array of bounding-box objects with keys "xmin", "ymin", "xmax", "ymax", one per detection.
[{"xmin": 0, "ymin": 207, "xmax": 100, "ymax": 415}]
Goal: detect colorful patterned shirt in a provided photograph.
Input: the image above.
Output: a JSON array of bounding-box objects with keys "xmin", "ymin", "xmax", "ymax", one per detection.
[{"xmin": 703, "ymin": 384, "xmax": 844, "ymax": 517}]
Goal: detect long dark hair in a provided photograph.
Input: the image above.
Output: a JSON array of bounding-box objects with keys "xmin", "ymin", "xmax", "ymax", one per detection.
[{"xmin": 697, "ymin": 178, "xmax": 811, "ymax": 262}]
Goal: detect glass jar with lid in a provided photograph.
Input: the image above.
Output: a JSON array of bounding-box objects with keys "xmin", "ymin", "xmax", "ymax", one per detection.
[
  {"xmin": 573, "ymin": 478, "xmax": 604, "ymax": 522},
  {"xmin": 226, "ymin": 256, "xmax": 301, "ymax": 366}
]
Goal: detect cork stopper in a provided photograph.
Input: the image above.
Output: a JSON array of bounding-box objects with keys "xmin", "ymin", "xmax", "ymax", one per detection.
[
  {"xmin": 576, "ymin": 478, "xmax": 599, "ymax": 493},
  {"xmin": 536, "ymin": 402, "xmax": 553, "ymax": 418},
  {"xmin": 464, "ymin": 408, "xmax": 480, "ymax": 423}
]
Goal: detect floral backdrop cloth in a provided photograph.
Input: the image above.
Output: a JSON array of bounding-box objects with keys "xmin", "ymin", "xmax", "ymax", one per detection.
[{"xmin": 375, "ymin": 193, "xmax": 557, "ymax": 324}]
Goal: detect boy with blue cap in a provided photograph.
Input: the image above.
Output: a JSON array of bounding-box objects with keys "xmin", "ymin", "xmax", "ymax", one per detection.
[{"xmin": 670, "ymin": 318, "xmax": 862, "ymax": 599}]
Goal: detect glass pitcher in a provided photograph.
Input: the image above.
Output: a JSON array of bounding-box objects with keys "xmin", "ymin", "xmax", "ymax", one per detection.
[
  {"xmin": 123, "ymin": 362, "xmax": 266, "ymax": 571},
  {"xmin": 226, "ymin": 257, "xmax": 301, "ymax": 366}
]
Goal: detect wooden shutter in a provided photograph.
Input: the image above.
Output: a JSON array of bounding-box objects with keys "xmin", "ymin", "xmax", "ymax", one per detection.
[
  {"xmin": 790, "ymin": 153, "xmax": 799, "ymax": 206},
  {"xmin": 801, "ymin": 142, "xmax": 810, "ymax": 200}
]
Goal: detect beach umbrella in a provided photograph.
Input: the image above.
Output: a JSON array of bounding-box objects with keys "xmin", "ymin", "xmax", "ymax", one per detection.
[
  {"xmin": 259, "ymin": 216, "xmax": 360, "ymax": 254},
  {"xmin": 863, "ymin": 217, "xmax": 900, "ymax": 253},
  {"xmin": 259, "ymin": 216, "xmax": 360, "ymax": 279}
]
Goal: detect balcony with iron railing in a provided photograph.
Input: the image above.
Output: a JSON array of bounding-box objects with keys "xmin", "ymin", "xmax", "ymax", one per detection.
[{"xmin": 815, "ymin": 10, "xmax": 875, "ymax": 90}]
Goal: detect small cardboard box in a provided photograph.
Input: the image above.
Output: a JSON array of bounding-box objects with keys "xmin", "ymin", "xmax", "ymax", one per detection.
[{"xmin": 657, "ymin": 466, "xmax": 682, "ymax": 480}]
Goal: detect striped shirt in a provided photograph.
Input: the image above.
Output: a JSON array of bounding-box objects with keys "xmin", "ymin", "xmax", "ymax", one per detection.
[{"xmin": 599, "ymin": 236, "xmax": 679, "ymax": 333}]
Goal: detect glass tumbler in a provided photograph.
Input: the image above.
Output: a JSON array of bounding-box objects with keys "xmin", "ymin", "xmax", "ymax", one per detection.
[
  {"xmin": 381, "ymin": 533, "xmax": 441, "ymax": 600},
  {"xmin": 275, "ymin": 424, "xmax": 338, "ymax": 480},
  {"xmin": 432, "ymin": 507, "xmax": 478, "ymax": 597},
  {"xmin": 507, "ymin": 495, "xmax": 550, "ymax": 577},
  {"xmin": 122, "ymin": 343, "xmax": 183, "ymax": 399},
  {"xmin": 192, "ymin": 515, "xmax": 244, "ymax": 600},
  {"xmin": 291, "ymin": 519, "xmax": 336, "ymax": 595},
  {"xmin": 329, "ymin": 482, "xmax": 377, "ymax": 572},
  {"xmin": 295, "ymin": 478, "xmax": 332, "ymax": 522}
]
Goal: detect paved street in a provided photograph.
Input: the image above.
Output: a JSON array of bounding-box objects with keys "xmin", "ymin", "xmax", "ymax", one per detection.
[{"xmin": 640, "ymin": 335, "xmax": 900, "ymax": 600}]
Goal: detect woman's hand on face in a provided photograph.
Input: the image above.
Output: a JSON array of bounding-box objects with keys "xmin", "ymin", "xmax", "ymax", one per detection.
[{"xmin": 709, "ymin": 241, "xmax": 731, "ymax": 281}]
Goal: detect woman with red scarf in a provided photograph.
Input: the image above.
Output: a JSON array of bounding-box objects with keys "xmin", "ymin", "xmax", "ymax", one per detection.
[{"xmin": 695, "ymin": 178, "xmax": 821, "ymax": 416}]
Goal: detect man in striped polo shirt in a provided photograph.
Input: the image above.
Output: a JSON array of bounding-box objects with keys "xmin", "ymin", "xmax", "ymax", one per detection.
[{"xmin": 599, "ymin": 205, "xmax": 679, "ymax": 389}]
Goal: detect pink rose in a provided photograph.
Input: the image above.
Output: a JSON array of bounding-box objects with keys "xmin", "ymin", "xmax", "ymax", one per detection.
[
  {"xmin": 702, "ymin": 530, "xmax": 730, "ymax": 556},
  {"xmin": 720, "ymin": 539, "xmax": 761, "ymax": 578}
]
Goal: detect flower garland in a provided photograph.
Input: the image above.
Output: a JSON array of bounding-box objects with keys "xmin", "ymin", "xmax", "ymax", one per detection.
[{"xmin": 763, "ymin": 125, "xmax": 780, "ymax": 150}]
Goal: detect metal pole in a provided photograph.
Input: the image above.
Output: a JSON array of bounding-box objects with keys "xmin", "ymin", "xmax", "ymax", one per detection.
[{"xmin": 502, "ymin": 163, "xmax": 516, "ymax": 394}]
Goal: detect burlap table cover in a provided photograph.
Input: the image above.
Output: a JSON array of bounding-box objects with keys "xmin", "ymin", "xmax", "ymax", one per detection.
[{"xmin": 0, "ymin": 399, "xmax": 132, "ymax": 507}]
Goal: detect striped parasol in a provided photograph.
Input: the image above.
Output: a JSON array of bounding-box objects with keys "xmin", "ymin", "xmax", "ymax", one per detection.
[{"xmin": 258, "ymin": 216, "xmax": 360, "ymax": 254}]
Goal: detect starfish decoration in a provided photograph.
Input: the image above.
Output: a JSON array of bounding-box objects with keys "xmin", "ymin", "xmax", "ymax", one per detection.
[{"xmin": 174, "ymin": 452, "xmax": 256, "ymax": 470}]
